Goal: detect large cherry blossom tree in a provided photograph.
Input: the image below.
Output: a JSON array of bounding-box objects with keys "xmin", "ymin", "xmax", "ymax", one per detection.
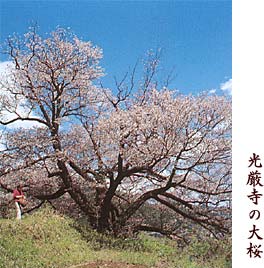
[{"xmin": 0, "ymin": 27, "xmax": 231, "ymax": 239}]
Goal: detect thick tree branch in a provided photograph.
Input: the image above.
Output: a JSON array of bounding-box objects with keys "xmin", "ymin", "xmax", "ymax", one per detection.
[
  {"xmin": 34, "ymin": 186, "xmax": 67, "ymax": 200},
  {"xmin": 0, "ymin": 116, "xmax": 48, "ymax": 126},
  {"xmin": 154, "ymin": 195, "xmax": 229, "ymax": 234}
]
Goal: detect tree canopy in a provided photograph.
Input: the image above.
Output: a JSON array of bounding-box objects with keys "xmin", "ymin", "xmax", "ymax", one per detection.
[{"xmin": 0, "ymin": 27, "xmax": 231, "ymax": 240}]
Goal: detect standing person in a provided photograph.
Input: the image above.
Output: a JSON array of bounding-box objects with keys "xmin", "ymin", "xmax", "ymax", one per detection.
[{"xmin": 13, "ymin": 184, "xmax": 25, "ymax": 220}]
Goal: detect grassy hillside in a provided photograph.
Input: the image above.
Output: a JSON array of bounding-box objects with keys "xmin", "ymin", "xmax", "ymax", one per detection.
[{"xmin": 0, "ymin": 207, "xmax": 231, "ymax": 268}]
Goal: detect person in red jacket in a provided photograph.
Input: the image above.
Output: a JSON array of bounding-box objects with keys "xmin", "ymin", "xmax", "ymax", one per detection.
[{"xmin": 13, "ymin": 184, "xmax": 25, "ymax": 220}]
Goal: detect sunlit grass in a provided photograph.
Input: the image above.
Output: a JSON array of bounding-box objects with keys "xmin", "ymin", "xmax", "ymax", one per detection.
[{"xmin": 0, "ymin": 206, "xmax": 231, "ymax": 268}]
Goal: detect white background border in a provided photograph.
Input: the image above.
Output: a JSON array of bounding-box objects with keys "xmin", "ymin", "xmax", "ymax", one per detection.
[{"xmin": 233, "ymin": 0, "xmax": 264, "ymax": 267}]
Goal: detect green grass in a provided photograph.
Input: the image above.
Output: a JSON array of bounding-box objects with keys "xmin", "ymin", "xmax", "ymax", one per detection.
[{"xmin": 0, "ymin": 207, "xmax": 231, "ymax": 268}]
